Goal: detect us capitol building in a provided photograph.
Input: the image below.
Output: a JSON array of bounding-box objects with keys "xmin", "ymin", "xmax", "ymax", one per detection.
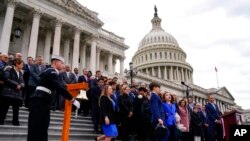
[
  {"xmin": 0, "ymin": 0, "xmax": 242, "ymax": 114},
  {"xmin": 131, "ymin": 6, "xmax": 243, "ymax": 114},
  {"xmin": 0, "ymin": 0, "xmax": 128, "ymax": 77}
]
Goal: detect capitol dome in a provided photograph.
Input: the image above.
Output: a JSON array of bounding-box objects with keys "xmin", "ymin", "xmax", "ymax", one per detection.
[
  {"xmin": 139, "ymin": 30, "xmax": 179, "ymax": 48},
  {"xmin": 132, "ymin": 6, "xmax": 193, "ymax": 83}
]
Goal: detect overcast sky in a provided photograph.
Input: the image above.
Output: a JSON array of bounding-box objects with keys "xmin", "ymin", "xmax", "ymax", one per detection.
[{"xmin": 79, "ymin": 0, "xmax": 250, "ymax": 109}]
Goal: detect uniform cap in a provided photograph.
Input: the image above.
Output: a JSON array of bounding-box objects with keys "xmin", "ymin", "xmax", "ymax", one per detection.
[{"xmin": 51, "ymin": 55, "xmax": 65, "ymax": 63}]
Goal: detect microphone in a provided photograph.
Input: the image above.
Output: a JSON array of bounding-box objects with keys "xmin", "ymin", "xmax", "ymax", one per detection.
[
  {"xmin": 181, "ymin": 81, "xmax": 192, "ymax": 89},
  {"xmin": 181, "ymin": 81, "xmax": 185, "ymax": 85}
]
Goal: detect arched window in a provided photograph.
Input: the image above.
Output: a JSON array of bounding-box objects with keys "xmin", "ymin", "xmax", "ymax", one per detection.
[
  {"xmin": 155, "ymin": 52, "xmax": 157, "ymax": 59},
  {"xmin": 150, "ymin": 53, "xmax": 152, "ymax": 60}
]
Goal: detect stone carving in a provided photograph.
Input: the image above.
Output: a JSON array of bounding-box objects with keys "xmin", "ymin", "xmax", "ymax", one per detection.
[{"xmin": 47, "ymin": 0, "xmax": 103, "ymax": 26}]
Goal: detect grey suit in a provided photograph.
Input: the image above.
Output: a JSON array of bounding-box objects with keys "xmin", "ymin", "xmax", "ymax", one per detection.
[
  {"xmin": 60, "ymin": 71, "xmax": 77, "ymax": 84},
  {"xmin": 27, "ymin": 64, "xmax": 46, "ymax": 105},
  {"xmin": 57, "ymin": 71, "xmax": 77, "ymax": 110},
  {"xmin": 28, "ymin": 64, "xmax": 46, "ymax": 87}
]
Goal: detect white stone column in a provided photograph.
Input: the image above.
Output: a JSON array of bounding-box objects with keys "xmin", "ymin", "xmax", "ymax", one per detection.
[
  {"xmin": 21, "ymin": 21, "xmax": 32, "ymax": 59},
  {"xmin": 113, "ymin": 60, "xmax": 116, "ymax": 75},
  {"xmin": 164, "ymin": 66, "xmax": 167, "ymax": 80},
  {"xmin": 72, "ymin": 28, "xmax": 81, "ymax": 69},
  {"xmin": 80, "ymin": 44, "xmax": 86, "ymax": 70},
  {"xmin": 52, "ymin": 19, "xmax": 63, "ymax": 55},
  {"xmin": 158, "ymin": 66, "xmax": 161, "ymax": 78},
  {"xmin": 0, "ymin": 0, "xmax": 16, "ymax": 54},
  {"xmin": 176, "ymin": 67, "xmax": 179, "ymax": 81},
  {"xmin": 108, "ymin": 52, "xmax": 113, "ymax": 75},
  {"xmin": 28, "ymin": 10, "xmax": 41, "ymax": 59},
  {"xmin": 90, "ymin": 36, "xmax": 97, "ymax": 73},
  {"xmin": 120, "ymin": 57, "xmax": 125, "ymax": 77},
  {"xmin": 96, "ymin": 49, "xmax": 101, "ymax": 70},
  {"xmin": 181, "ymin": 68, "xmax": 184, "ymax": 82},
  {"xmin": 185, "ymin": 69, "xmax": 188, "ymax": 82},
  {"xmin": 146, "ymin": 67, "xmax": 149, "ymax": 76},
  {"xmin": 63, "ymin": 39, "xmax": 70, "ymax": 64},
  {"xmin": 170, "ymin": 66, "xmax": 173, "ymax": 80},
  {"xmin": 152, "ymin": 67, "xmax": 155, "ymax": 76},
  {"xmin": 44, "ymin": 29, "xmax": 52, "ymax": 64}
]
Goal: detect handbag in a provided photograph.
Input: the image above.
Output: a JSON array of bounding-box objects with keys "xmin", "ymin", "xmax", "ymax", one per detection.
[
  {"xmin": 102, "ymin": 124, "xmax": 118, "ymax": 137},
  {"xmin": 154, "ymin": 123, "xmax": 167, "ymax": 138}
]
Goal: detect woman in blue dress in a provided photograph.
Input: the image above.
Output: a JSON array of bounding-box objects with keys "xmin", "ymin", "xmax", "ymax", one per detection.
[{"xmin": 162, "ymin": 92, "xmax": 177, "ymax": 141}]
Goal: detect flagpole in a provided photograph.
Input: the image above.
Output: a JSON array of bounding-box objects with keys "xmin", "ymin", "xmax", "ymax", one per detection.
[{"xmin": 215, "ymin": 66, "xmax": 219, "ymax": 88}]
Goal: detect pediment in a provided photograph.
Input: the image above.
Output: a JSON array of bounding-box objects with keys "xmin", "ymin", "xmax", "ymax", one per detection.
[
  {"xmin": 48, "ymin": 0, "xmax": 103, "ymax": 26},
  {"xmin": 216, "ymin": 87, "xmax": 235, "ymax": 100}
]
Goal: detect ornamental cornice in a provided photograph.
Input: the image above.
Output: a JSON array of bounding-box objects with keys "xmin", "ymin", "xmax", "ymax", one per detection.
[
  {"xmin": 47, "ymin": 0, "xmax": 103, "ymax": 27},
  {"xmin": 32, "ymin": 8, "xmax": 42, "ymax": 19},
  {"xmin": 7, "ymin": 0, "xmax": 18, "ymax": 8}
]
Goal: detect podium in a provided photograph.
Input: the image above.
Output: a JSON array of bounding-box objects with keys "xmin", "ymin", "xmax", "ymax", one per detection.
[
  {"xmin": 222, "ymin": 110, "xmax": 243, "ymax": 141},
  {"xmin": 61, "ymin": 83, "xmax": 88, "ymax": 141}
]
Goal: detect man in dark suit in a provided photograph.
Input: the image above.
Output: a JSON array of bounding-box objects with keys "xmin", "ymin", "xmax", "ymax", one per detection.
[
  {"xmin": 78, "ymin": 68, "xmax": 90, "ymax": 116},
  {"xmin": 78, "ymin": 68, "xmax": 88, "ymax": 83},
  {"xmin": 23, "ymin": 57, "xmax": 33, "ymax": 108},
  {"xmin": 199, "ymin": 105, "xmax": 209, "ymax": 141},
  {"xmin": 28, "ymin": 56, "xmax": 47, "ymax": 97},
  {"xmin": 58, "ymin": 65, "xmax": 76, "ymax": 110},
  {"xmin": 60, "ymin": 65, "xmax": 77, "ymax": 84},
  {"xmin": 149, "ymin": 82, "xmax": 169, "ymax": 141},
  {"xmin": 205, "ymin": 95, "xmax": 223, "ymax": 141}
]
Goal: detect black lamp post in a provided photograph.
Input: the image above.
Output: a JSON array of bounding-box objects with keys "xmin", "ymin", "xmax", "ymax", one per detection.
[
  {"xmin": 129, "ymin": 62, "xmax": 133, "ymax": 85},
  {"xmin": 124, "ymin": 62, "xmax": 137, "ymax": 86},
  {"xmin": 181, "ymin": 81, "xmax": 192, "ymax": 99}
]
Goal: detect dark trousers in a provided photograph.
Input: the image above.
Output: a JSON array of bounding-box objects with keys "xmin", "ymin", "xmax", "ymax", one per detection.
[
  {"xmin": 181, "ymin": 132, "xmax": 190, "ymax": 141},
  {"xmin": 25, "ymin": 86, "xmax": 36, "ymax": 108},
  {"xmin": 168, "ymin": 125, "xmax": 177, "ymax": 141},
  {"xmin": 27, "ymin": 98, "xmax": 50, "ymax": 141},
  {"xmin": 152, "ymin": 122, "xmax": 169, "ymax": 141},
  {"xmin": 208, "ymin": 123, "xmax": 223, "ymax": 141},
  {"xmin": 120, "ymin": 116, "xmax": 133, "ymax": 141},
  {"xmin": 0, "ymin": 96, "xmax": 20, "ymax": 124},
  {"xmin": 201, "ymin": 126, "xmax": 208, "ymax": 141},
  {"xmin": 91, "ymin": 103, "xmax": 100, "ymax": 133}
]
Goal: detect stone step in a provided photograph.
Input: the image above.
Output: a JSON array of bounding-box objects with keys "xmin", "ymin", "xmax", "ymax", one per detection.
[
  {"xmin": 8, "ymin": 108, "xmax": 92, "ymax": 120},
  {"xmin": 1, "ymin": 106, "xmax": 97, "ymax": 141},
  {"xmin": 0, "ymin": 132, "xmax": 97, "ymax": 140},
  {"xmin": 4, "ymin": 118, "xmax": 94, "ymax": 128},
  {"xmin": 0, "ymin": 125, "xmax": 94, "ymax": 134},
  {"xmin": 5, "ymin": 114, "xmax": 93, "ymax": 124}
]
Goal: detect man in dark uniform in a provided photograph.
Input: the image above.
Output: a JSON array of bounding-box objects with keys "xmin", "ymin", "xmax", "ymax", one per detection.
[{"xmin": 27, "ymin": 55, "xmax": 80, "ymax": 141}]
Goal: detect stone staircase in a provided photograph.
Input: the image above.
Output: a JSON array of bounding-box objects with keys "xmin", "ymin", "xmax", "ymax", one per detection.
[{"xmin": 0, "ymin": 106, "xmax": 97, "ymax": 141}]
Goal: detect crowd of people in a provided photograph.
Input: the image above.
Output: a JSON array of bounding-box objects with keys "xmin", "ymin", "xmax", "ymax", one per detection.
[{"xmin": 0, "ymin": 52, "xmax": 226, "ymax": 141}]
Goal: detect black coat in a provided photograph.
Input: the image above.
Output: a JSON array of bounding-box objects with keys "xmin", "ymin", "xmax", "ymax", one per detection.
[
  {"xmin": 1, "ymin": 67, "xmax": 24, "ymax": 102},
  {"xmin": 191, "ymin": 111, "xmax": 203, "ymax": 136},
  {"xmin": 100, "ymin": 95, "xmax": 116, "ymax": 124},
  {"xmin": 118, "ymin": 94, "xmax": 133, "ymax": 117}
]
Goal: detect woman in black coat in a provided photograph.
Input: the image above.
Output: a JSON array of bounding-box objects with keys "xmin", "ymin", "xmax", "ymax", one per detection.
[
  {"xmin": 191, "ymin": 105, "xmax": 203, "ymax": 141},
  {"xmin": 96, "ymin": 85, "xmax": 118, "ymax": 141},
  {"xmin": 118, "ymin": 85, "xmax": 133, "ymax": 141},
  {"xmin": 0, "ymin": 58, "xmax": 24, "ymax": 125}
]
